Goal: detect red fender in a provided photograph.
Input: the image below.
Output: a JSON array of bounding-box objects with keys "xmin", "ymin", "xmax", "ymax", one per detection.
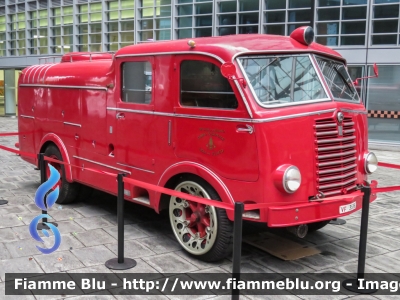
[
  {"xmin": 39, "ymin": 133, "xmax": 73, "ymax": 182},
  {"xmin": 155, "ymin": 161, "xmax": 235, "ymax": 220}
]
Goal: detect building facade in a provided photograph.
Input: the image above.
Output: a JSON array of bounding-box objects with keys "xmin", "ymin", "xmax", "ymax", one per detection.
[{"xmin": 0, "ymin": 0, "xmax": 399, "ymax": 146}]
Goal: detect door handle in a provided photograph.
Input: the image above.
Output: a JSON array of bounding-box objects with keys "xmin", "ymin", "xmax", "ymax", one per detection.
[
  {"xmin": 116, "ymin": 112, "xmax": 125, "ymax": 120},
  {"xmin": 236, "ymin": 124, "xmax": 254, "ymax": 134},
  {"xmin": 75, "ymin": 134, "xmax": 79, "ymax": 140}
]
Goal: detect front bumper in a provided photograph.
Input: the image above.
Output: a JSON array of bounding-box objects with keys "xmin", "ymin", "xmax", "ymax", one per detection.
[{"xmin": 267, "ymin": 182, "xmax": 378, "ymax": 227}]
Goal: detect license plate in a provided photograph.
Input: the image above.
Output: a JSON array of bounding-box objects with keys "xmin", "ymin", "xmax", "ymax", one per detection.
[{"xmin": 339, "ymin": 202, "xmax": 356, "ymax": 214}]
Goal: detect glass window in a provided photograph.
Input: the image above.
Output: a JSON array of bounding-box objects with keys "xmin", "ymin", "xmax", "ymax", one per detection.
[
  {"xmin": 122, "ymin": 61, "xmax": 152, "ymax": 104},
  {"xmin": 316, "ymin": 57, "xmax": 359, "ymax": 102},
  {"xmin": 238, "ymin": 55, "xmax": 328, "ymax": 106},
  {"xmin": 289, "ymin": 0, "xmax": 311, "ymax": 9},
  {"xmin": 265, "ymin": 11, "xmax": 285, "ymax": 23},
  {"xmin": 317, "ymin": 22, "xmax": 339, "ymax": 35},
  {"xmin": 374, "ymin": 5, "xmax": 399, "ymax": 19},
  {"xmin": 265, "ymin": 24, "xmax": 285, "ymax": 35},
  {"xmin": 367, "ymin": 65, "xmax": 400, "ymax": 143},
  {"xmin": 344, "ymin": 0, "xmax": 367, "ymax": 4},
  {"xmin": 195, "ymin": 27, "xmax": 212, "ymax": 37},
  {"xmin": 220, "ymin": 1, "xmax": 237, "ymax": 12},
  {"xmin": 288, "ymin": 10, "xmax": 312, "ymax": 22},
  {"xmin": 318, "ymin": 8, "xmax": 340, "ymax": 21},
  {"xmin": 347, "ymin": 65, "xmax": 364, "ymax": 100},
  {"xmin": 341, "ymin": 35, "xmax": 365, "ymax": 45},
  {"xmin": 318, "ymin": 0, "xmax": 341, "ymax": 6},
  {"xmin": 265, "ymin": 0, "xmax": 286, "ymax": 10},
  {"xmin": 341, "ymin": 21, "xmax": 366, "ymax": 34},
  {"xmin": 178, "ymin": 17, "xmax": 192, "ymax": 27},
  {"xmin": 219, "ymin": 27, "xmax": 236, "ymax": 35},
  {"xmin": 239, "ymin": 0, "xmax": 259, "ymax": 11},
  {"xmin": 342, "ymin": 7, "xmax": 367, "ymax": 19},
  {"xmin": 180, "ymin": 60, "xmax": 237, "ymax": 109},
  {"xmin": 372, "ymin": 35, "xmax": 397, "ymax": 44},
  {"xmin": 373, "ymin": 20, "xmax": 398, "ymax": 33}
]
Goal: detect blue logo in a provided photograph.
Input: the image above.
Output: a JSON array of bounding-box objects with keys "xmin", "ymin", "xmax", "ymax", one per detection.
[{"xmin": 29, "ymin": 165, "xmax": 62, "ymax": 254}]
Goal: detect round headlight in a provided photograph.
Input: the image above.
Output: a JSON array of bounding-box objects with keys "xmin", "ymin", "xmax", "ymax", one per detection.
[
  {"xmin": 365, "ymin": 152, "xmax": 378, "ymax": 174},
  {"xmin": 283, "ymin": 166, "xmax": 301, "ymax": 193}
]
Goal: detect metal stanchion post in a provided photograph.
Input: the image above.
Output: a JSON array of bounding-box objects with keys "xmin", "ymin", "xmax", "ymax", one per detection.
[
  {"xmin": 105, "ymin": 173, "xmax": 136, "ymax": 270},
  {"xmin": 232, "ymin": 202, "xmax": 244, "ymax": 300},
  {"xmin": 343, "ymin": 184, "xmax": 377, "ymax": 294},
  {"xmin": 37, "ymin": 153, "xmax": 58, "ymax": 230}
]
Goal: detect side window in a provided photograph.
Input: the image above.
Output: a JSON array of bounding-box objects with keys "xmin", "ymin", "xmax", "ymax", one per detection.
[
  {"xmin": 122, "ymin": 61, "xmax": 152, "ymax": 104},
  {"xmin": 180, "ymin": 60, "xmax": 238, "ymax": 109}
]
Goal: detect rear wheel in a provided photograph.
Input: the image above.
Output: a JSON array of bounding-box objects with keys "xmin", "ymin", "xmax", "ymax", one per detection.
[
  {"xmin": 169, "ymin": 175, "xmax": 233, "ymax": 262},
  {"xmin": 44, "ymin": 145, "xmax": 79, "ymax": 204}
]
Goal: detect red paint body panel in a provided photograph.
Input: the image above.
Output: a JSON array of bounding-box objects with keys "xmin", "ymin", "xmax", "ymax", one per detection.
[{"xmin": 17, "ymin": 33, "xmax": 375, "ymax": 227}]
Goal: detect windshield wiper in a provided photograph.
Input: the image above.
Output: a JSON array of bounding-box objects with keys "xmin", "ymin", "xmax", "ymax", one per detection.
[{"xmin": 333, "ymin": 66, "xmax": 354, "ymax": 97}]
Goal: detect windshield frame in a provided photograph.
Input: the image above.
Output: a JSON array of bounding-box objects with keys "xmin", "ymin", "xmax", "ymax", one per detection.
[
  {"xmin": 314, "ymin": 55, "xmax": 361, "ymax": 104},
  {"xmin": 236, "ymin": 54, "xmax": 332, "ymax": 109}
]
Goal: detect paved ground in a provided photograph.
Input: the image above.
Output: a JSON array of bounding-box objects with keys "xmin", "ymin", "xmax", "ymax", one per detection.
[{"xmin": 0, "ymin": 117, "xmax": 399, "ymax": 300}]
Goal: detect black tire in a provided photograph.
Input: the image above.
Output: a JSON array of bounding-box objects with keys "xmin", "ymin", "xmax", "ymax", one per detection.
[
  {"xmin": 44, "ymin": 144, "xmax": 79, "ymax": 204},
  {"xmin": 308, "ymin": 220, "xmax": 331, "ymax": 232},
  {"xmin": 169, "ymin": 175, "xmax": 233, "ymax": 262},
  {"xmin": 76, "ymin": 184, "xmax": 94, "ymax": 202}
]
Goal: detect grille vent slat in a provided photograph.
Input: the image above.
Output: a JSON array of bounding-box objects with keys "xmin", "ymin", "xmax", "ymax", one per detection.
[{"xmin": 315, "ymin": 116, "xmax": 358, "ymax": 197}]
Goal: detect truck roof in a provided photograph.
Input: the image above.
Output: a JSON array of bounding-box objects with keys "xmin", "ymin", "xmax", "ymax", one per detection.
[{"xmin": 115, "ymin": 34, "xmax": 344, "ymax": 63}]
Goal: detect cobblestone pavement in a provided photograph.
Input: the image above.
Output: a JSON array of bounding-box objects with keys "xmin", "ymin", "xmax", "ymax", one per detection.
[{"xmin": 0, "ymin": 117, "xmax": 399, "ymax": 300}]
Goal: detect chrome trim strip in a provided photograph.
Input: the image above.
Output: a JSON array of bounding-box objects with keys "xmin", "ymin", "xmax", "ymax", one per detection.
[
  {"xmin": 116, "ymin": 162, "xmax": 154, "ymax": 174},
  {"xmin": 107, "ymin": 107, "xmax": 335, "ymax": 124},
  {"xmin": 318, "ymin": 156, "xmax": 356, "ymax": 167},
  {"xmin": 37, "ymin": 65, "xmax": 53, "ymax": 84},
  {"xmin": 20, "ymin": 115, "xmax": 35, "ymax": 119},
  {"xmin": 73, "ymin": 156, "xmax": 131, "ymax": 174},
  {"xmin": 31, "ymin": 65, "xmax": 45, "ymax": 84},
  {"xmin": 317, "ymin": 135, "xmax": 355, "ymax": 144},
  {"xmin": 315, "ymin": 123, "xmax": 337, "ymax": 129},
  {"xmin": 311, "ymin": 185, "xmax": 357, "ymax": 199},
  {"xmin": 318, "ymin": 163, "xmax": 357, "ymax": 175},
  {"xmin": 316, "ymin": 128, "xmax": 355, "ymax": 137},
  {"xmin": 115, "ymin": 51, "xmax": 225, "ymax": 64},
  {"xmin": 253, "ymin": 109, "xmax": 336, "ymax": 123},
  {"xmin": 42, "ymin": 64, "xmax": 56, "ymax": 83},
  {"xmin": 64, "ymin": 122, "xmax": 82, "ymax": 128},
  {"xmin": 27, "ymin": 65, "xmax": 41, "ymax": 84},
  {"xmin": 319, "ymin": 177, "xmax": 356, "ymax": 189},
  {"xmin": 341, "ymin": 108, "xmax": 368, "ymax": 115},
  {"xmin": 168, "ymin": 120, "xmax": 172, "ymax": 146},
  {"xmin": 232, "ymin": 50, "xmax": 345, "ymax": 63},
  {"xmin": 318, "ymin": 150, "xmax": 356, "ymax": 160},
  {"xmin": 19, "ymin": 84, "xmax": 108, "ymax": 91},
  {"xmin": 318, "ymin": 170, "xmax": 357, "ymax": 183},
  {"xmin": 233, "ymin": 77, "xmax": 253, "ymax": 119},
  {"xmin": 318, "ymin": 143, "xmax": 356, "ymax": 152}
]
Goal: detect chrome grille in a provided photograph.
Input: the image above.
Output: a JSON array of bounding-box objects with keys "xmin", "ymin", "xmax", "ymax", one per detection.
[{"xmin": 315, "ymin": 117, "xmax": 357, "ymax": 197}]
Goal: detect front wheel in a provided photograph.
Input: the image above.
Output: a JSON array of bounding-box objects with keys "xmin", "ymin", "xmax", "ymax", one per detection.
[{"xmin": 169, "ymin": 176, "xmax": 233, "ymax": 262}]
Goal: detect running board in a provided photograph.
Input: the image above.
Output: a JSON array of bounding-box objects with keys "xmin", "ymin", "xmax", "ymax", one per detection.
[{"xmin": 132, "ymin": 196, "xmax": 150, "ymax": 205}]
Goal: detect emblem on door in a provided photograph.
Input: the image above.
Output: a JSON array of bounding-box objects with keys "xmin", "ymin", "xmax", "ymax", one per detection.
[{"xmin": 198, "ymin": 128, "xmax": 225, "ymax": 156}]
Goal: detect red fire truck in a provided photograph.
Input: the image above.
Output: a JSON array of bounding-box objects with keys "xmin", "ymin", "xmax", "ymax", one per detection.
[{"xmin": 17, "ymin": 27, "xmax": 378, "ymax": 261}]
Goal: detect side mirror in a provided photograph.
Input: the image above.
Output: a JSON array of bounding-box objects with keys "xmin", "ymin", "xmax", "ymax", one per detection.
[
  {"xmin": 220, "ymin": 62, "xmax": 247, "ymax": 88},
  {"xmin": 353, "ymin": 63, "xmax": 379, "ymax": 86},
  {"xmin": 373, "ymin": 63, "xmax": 379, "ymax": 77},
  {"xmin": 220, "ymin": 62, "xmax": 236, "ymax": 79}
]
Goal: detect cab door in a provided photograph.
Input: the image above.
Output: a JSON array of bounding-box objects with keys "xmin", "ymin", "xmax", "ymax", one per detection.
[
  {"xmin": 173, "ymin": 56, "xmax": 259, "ymax": 182},
  {"xmin": 114, "ymin": 57, "xmax": 155, "ymax": 174}
]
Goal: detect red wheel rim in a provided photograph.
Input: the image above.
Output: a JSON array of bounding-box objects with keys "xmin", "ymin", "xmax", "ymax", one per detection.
[{"xmin": 46, "ymin": 155, "xmax": 62, "ymax": 190}]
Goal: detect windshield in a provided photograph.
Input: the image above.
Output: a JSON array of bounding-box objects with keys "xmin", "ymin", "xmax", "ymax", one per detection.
[
  {"xmin": 237, "ymin": 55, "xmax": 328, "ymax": 107},
  {"xmin": 316, "ymin": 57, "xmax": 359, "ymax": 102}
]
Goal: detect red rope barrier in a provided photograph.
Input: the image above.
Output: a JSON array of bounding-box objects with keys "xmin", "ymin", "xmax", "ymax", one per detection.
[
  {"xmin": 378, "ymin": 162, "xmax": 400, "ymax": 170},
  {"xmin": 124, "ymin": 177, "xmax": 234, "ymax": 211},
  {"xmin": 0, "ymin": 131, "xmax": 34, "ymax": 136},
  {"xmin": 372, "ymin": 186, "xmax": 400, "ymax": 193},
  {"xmin": 0, "ymin": 144, "xmax": 36, "ymax": 158}
]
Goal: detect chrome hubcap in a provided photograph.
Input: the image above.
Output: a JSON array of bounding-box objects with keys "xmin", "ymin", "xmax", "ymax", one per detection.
[{"xmin": 169, "ymin": 181, "xmax": 218, "ymax": 255}]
